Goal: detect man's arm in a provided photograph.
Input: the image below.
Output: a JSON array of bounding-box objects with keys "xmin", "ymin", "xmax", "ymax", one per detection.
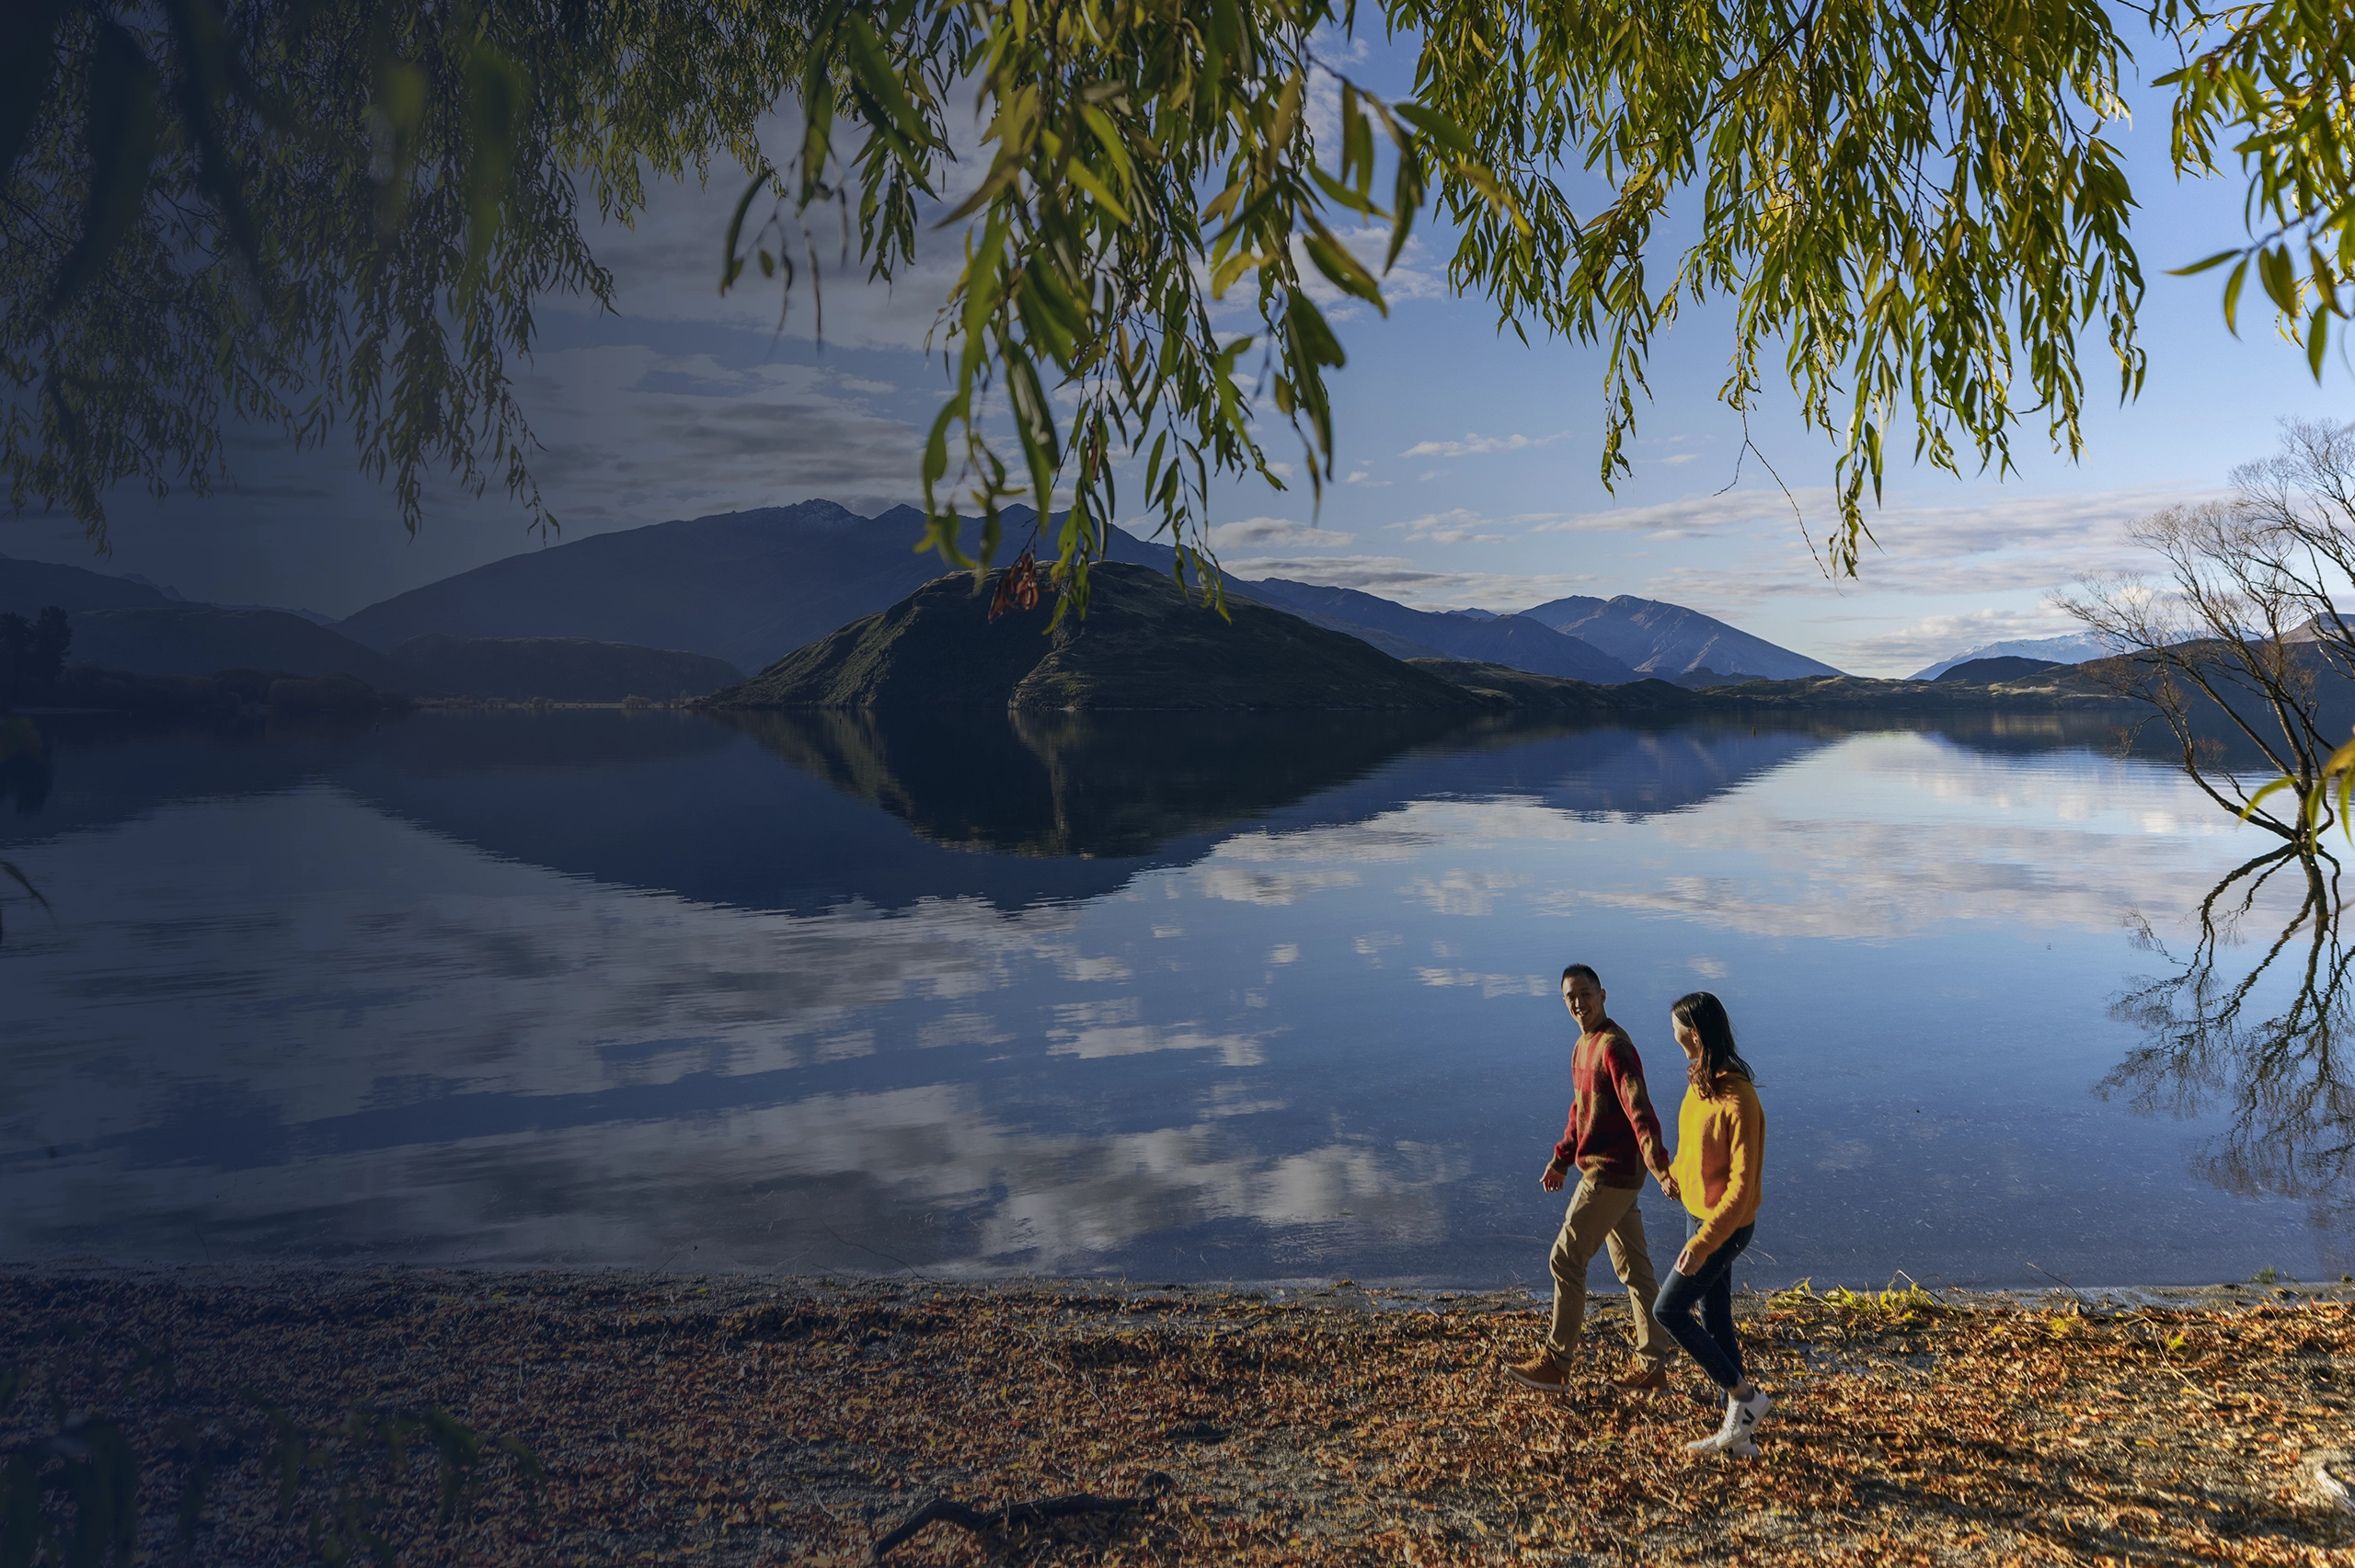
[
  {"xmin": 1542, "ymin": 1106, "xmax": 1577, "ymax": 1191},
  {"xmin": 1606, "ymin": 1037, "xmax": 1672, "ymax": 1180}
]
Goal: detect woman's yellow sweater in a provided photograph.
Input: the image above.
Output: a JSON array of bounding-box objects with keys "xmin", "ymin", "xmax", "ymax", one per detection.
[{"xmin": 1668, "ymin": 1073, "xmax": 1764, "ymax": 1255}]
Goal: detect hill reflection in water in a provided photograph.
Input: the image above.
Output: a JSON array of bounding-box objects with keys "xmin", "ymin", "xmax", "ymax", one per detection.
[{"xmin": 4, "ymin": 706, "xmax": 2309, "ymax": 1288}]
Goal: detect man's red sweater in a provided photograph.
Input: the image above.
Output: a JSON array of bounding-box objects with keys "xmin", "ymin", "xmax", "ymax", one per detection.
[{"xmin": 1551, "ymin": 1019, "xmax": 1669, "ymax": 1189}]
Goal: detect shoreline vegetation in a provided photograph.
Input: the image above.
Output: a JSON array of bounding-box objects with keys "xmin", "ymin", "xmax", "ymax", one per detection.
[{"xmin": 8, "ymin": 1265, "xmax": 2354, "ymax": 1565}]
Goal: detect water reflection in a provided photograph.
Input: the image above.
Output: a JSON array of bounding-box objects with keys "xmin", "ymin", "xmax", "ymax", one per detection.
[
  {"xmin": 0, "ymin": 709, "xmax": 2321, "ymax": 1284},
  {"xmin": 2108, "ymin": 847, "xmax": 2355, "ymax": 1244}
]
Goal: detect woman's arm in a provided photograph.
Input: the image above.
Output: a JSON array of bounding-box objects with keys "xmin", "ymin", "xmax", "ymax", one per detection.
[{"xmin": 1687, "ymin": 1093, "xmax": 1764, "ymax": 1257}]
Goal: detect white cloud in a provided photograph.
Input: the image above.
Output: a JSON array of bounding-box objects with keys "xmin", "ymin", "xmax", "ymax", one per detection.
[
  {"xmin": 1523, "ymin": 487, "xmax": 1831, "ymax": 538},
  {"xmin": 1400, "ymin": 430, "xmax": 1569, "ymax": 459},
  {"xmin": 1637, "ymin": 481, "xmax": 2229, "ymax": 611},
  {"xmin": 1832, "ymin": 605, "xmax": 2093, "ymax": 669},
  {"xmin": 1206, "ymin": 515, "xmax": 1355, "ymax": 550},
  {"xmin": 1390, "ymin": 508, "xmax": 1507, "ymax": 544},
  {"xmin": 512, "ymin": 346, "xmax": 927, "ymax": 526}
]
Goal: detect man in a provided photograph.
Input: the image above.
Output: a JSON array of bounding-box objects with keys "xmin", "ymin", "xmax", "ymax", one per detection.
[{"xmin": 1508, "ymin": 963, "xmax": 1675, "ymax": 1395}]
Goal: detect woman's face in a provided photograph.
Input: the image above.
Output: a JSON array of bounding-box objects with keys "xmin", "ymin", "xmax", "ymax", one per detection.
[{"xmin": 1672, "ymin": 1019, "xmax": 1703, "ymax": 1058}]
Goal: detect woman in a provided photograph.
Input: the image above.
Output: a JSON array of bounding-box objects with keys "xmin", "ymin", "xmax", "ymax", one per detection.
[{"xmin": 1653, "ymin": 990, "xmax": 1772, "ymax": 1457}]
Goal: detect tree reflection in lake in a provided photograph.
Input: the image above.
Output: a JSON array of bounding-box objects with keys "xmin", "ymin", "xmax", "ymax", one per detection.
[{"xmin": 2108, "ymin": 847, "xmax": 2355, "ymax": 1244}]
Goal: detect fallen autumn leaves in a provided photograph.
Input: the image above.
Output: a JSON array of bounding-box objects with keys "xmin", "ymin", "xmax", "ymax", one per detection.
[{"xmin": 4, "ymin": 1268, "xmax": 2353, "ymax": 1565}]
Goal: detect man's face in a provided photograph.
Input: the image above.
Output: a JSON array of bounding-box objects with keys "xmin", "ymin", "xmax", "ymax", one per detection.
[{"xmin": 1562, "ymin": 974, "xmax": 1605, "ymax": 1034}]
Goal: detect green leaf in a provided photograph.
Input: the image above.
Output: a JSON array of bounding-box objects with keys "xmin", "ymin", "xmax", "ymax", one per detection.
[
  {"xmin": 1302, "ymin": 230, "xmax": 1387, "ymax": 314},
  {"xmin": 1391, "ymin": 102, "xmax": 1477, "ymax": 159},
  {"xmin": 2240, "ymin": 774, "xmax": 2301, "ymax": 821},
  {"xmin": 2166, "ymin": 248, "xmax": 2244, "ymax": 277},
  {"xmin": 840, "ymin": 13, "xmax": 934, "ymax": 163},
  {"xmin": 720, "ymin": 166, "xmax": 770, "ymax": 292},
  {"xmin": 2259, "ymin": 245, "xmax": 2301, "ymax": 314},
  {"xmin": 1063, "ymin": 159, "xmax": 1131, "ymax": 223},
  {"xmin": 934, "ymin": 155, "xmax": 1024, "ymax": 229}
]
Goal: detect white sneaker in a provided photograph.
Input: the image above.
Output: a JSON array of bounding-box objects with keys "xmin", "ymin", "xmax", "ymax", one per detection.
[
  {"xmin": 1729, "ymin": 1388, "xmax": 1774, "ymax": 1440},
  {"xmin": 1683, "ymin": 1397, "xmax": 1746, "ymax": 1454}
]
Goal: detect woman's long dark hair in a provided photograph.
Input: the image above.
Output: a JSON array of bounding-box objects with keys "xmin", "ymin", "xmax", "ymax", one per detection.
[{"xmin": 1671, "ymin": 990, "xmax": 1753, "ymax": 1093}]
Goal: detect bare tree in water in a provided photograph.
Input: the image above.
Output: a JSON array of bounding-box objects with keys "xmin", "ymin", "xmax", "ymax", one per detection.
[
  {"xmin": 2060, "ymin": 418, "xmax": 2355, "ymax": 848},
  {"xmin": 2108, "ymin": 845, "xmax": 2355, "ymax": 1244},
  {"xmin": 2071, "ymin": 420, "xmax": 2355, "ymax": 1247}
]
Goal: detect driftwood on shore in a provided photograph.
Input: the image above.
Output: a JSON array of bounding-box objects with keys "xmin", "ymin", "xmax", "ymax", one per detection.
[{"xmin": 868, "ymin": 1477, "xmax": 1169, "ymax": 1563}]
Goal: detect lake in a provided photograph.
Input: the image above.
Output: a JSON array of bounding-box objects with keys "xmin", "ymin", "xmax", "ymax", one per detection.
[{"xmin": 2, "ymin": 705, "xmax": 2345, "ymax": 1291}]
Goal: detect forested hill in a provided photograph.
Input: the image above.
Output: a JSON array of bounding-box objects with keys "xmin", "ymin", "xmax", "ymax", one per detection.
[{"xmin": 703, "ymin": 563, "xmax": 1483, "ymax": 713}]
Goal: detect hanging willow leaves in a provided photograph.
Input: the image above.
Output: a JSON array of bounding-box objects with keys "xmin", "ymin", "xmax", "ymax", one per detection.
[
  {"xmin": 2161, "ymin": 0, "xmax": 2355, "ymax": 380},
  {"xmin": 4, "ymin": 0, "xmax": 2353, "ymax": 599}
]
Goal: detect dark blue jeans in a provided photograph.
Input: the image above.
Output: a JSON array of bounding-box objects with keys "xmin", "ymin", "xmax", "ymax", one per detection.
[{"xmin": 1652, "ymin": 1213, "xmax": 1755, "ymax": 1391}]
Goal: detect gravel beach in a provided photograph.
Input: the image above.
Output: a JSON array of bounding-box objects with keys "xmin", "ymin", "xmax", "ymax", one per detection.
[{"xmin": 6, "ymin": 1265, "xmax": 2355, "ymax": 1564}]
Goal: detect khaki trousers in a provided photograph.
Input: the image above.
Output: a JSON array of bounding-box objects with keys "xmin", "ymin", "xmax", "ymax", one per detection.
[{"xmin": 1545, "ymin": 1174, "xmax": 1667, "ymax": 1371}]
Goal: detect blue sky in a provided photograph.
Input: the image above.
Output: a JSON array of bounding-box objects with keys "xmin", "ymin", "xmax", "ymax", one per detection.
[{"xmin": 5, "ymin": 34, "xmax": 2349, "ymax": 675}]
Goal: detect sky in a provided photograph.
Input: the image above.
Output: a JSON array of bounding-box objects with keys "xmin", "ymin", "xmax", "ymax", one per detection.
[{"xmin": 5, "ymin": 36, "xmax": 2351, "ymax": 676}]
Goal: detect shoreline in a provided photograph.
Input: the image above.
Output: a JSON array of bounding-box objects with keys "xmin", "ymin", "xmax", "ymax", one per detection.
[
  {"xmin": 8, "ymin": 1264, "xmax": 2355, "ymax": 1563},
  {"xmin": 12, "ymin": 1258, "xmax": 2351, "ymax": 1312}
]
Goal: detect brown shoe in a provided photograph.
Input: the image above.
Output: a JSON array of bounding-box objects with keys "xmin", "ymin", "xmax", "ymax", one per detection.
[
  {"xmin": 1506, "ymin": 1353, "xmax": 1569, "ymax": 1392},
  {"xmin": 1612, "ymin": 1364, "xmax": 1669, "ymax": 1394}
]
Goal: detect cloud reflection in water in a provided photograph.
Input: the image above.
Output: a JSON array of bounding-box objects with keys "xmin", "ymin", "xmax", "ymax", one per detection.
[{"xmin": 0, "ymin": 713, "xmax": 2323, "ymax": 1285}]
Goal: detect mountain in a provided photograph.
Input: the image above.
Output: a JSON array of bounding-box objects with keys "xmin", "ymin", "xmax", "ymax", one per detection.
[
  {"xmin": 1911, "ymin": 633, "xmax": 2114, "ymax": 681},
  {"xmin": 387, "ymin": 635, "xmax": 741, "ymax": 700},
  {"xmin": 0, "ymin": 553, "xmax": 173, "ymax": 617},
  {"xmin": 1246, "ymin": 580, "xmax": 1640, "ymax": 682},
  {"xmin": 69, "ymin": 606, "xmax": 409, "ymax": 685},
  {"xmin": 337, "ymin": 500, "xmax": 1017, "ymax": 670},
  {"xmin": 704, "ymin": 563, "xmax": 1484, "ymax": 712},
  {"xmin": 1517, "ymin": 594, "xmax": 1843, "ymax": 679},
  {"xmin": 332, "ymin": 503, "xmax": 1849, "ymax": 690}
]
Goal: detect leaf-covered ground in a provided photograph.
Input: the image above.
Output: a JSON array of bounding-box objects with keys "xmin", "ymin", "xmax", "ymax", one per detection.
[{"xmin": 5, "ymin": 1267, "xmax": 2354, "ymax": 1565}]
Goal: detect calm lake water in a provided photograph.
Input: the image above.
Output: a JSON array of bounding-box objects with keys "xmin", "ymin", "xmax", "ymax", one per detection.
[{"xmin": 1, "ymin": 706, "xmax": 2343, "ymax": 1289}]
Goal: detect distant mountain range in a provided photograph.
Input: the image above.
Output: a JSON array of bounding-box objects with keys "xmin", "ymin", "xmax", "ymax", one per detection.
[
  {"xmin": 1242, "ymin": 580, "xmax": 1639, "ymax": 683},
  {"xmin": 1519, "ymin": 594, "xmax": 1844, "ymax": 681},
  {"xmin": 1911, "ymin": 633, "xmax": 2114, "ymax": 681},
  {"xmin": 316, "ymin": 502, "xmax": 1838, "ymax": 684},
  {"xmin": 0, "ymin": 552, "xmax": 740, "ymax": 700},
  {"xmin": 5, "ymin": 502, "xmax": 1849, "ymax": 694}
]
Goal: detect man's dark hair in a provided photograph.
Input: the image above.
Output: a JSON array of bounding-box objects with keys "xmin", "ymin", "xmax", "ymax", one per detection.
[{"xmin": 1561, "ymin": 963, "xmax": 1602, "ymax": 989}]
